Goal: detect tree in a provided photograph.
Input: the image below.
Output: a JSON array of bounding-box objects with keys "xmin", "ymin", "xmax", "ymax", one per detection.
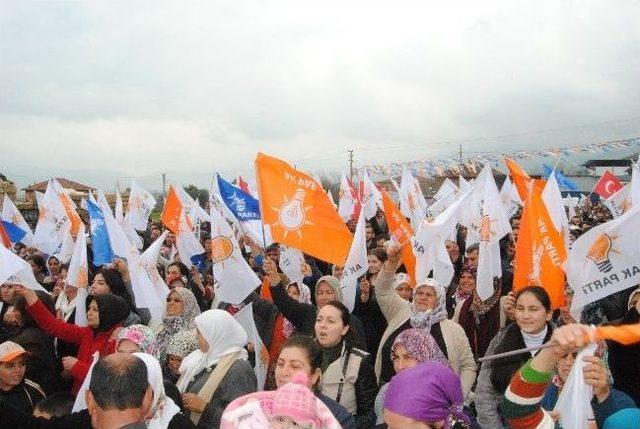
[{"xmin": 183, "ymin": 185, "xmax": 209, "ymax": 207}]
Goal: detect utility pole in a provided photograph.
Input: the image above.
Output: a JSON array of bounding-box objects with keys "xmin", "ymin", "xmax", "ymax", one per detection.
[
  {"xmin": 459, "ymin": 144, "xmax": 463, "ymax": 167},
  {"xmin": 162, "ymin": 173, "xmax": 166, "ymax": 203},
  {"xmin": 348, "ymin": 149, "xmax": 354, "ymax": 182}
]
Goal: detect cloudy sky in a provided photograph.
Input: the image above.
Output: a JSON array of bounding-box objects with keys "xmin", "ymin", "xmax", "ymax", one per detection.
[{"xmin": 2, "ymin": 1, "xmax": 640, "ymax": 192}]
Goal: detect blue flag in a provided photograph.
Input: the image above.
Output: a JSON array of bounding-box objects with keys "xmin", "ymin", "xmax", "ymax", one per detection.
[
  {"xmin": 216, "ymin": 174, "xmax": 261, "ymax": 221},
  {"xmin": 1, "ymin": 221, "xmax": 27, "ymax": 244},
  {"xmin": 542, "ymin": 163, "xmax": 578, "ymax": 191},
  {"xmin": 86, "ymin": 199, "xmax": 114, "ymax": 266}
]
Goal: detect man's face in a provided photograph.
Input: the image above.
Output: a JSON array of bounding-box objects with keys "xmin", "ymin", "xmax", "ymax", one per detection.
[
  {"xmin": 465, "ymin": 250, "xmax": 479, "ymax": 267},
  {"xmin": 0, "ymin": 284, "xmax": 16, "ymax": 303},
  {"xmin": 164, "ymin": 232, "xmax": 176, "ymax": 246}
]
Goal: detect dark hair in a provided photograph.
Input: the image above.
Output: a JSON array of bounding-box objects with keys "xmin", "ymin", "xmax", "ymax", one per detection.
[
  {"xmin": 516, "ymin": 286, "xmax": 552, "ymax": 312},
  {"xmin": 99, "ymin": 267, "xmax": 134, "ymax": 308},
  {"xmin": 374, "ymin": 234, "xmax": 390, "ymax": 244},
  {"xmin": 266, "ymin": 243, "xmax": 280, "ymax": 254},
  {"xmin": 320, "ymin": 300, "xmax": 356, "ymax": 348},
  {"xmin": 367, "ymin": 248, "xmax": 388, "ymax": 263},
  {"xmin": 34, "ymin": 392, "xmax": 74, "ymax": 417},
  {"xmin": 281, "ymin": 335, "xmax": 322, "ymax": 374},
  {"xmin": 89, "ymin": 354, "xmax": 149, "ymax": 411},
  {"xmin": 167, "ymin": 261, "xmax": 190, "ymax": 278},
  {"xmin": 13, "ymin": 291, "xmax": 56, "ymax": 328},
  {"xmin": 27, "ymin": 254, "xmax": 47, "ymax": 273},
  {"xmin": 466, "ymin": 243, "xmax": 480, "ymax": 254},
  {"xmin": 286, "ymin": 283, "xmax": 300, "ymax": 294}
]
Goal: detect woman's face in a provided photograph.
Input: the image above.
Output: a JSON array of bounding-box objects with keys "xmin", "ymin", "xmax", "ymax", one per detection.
[
  {"xmin": 0, "ymin": 284, "xmax": 16, "ymax": 303},
  {"xmin": 90, "ymin": 274, "xmax": 111, "ymax": 296},
  {"xmin": 65, "ymin": 284, "xmax": 78, "ymax": 300},
  {"xmin": 395, "ymin": 283, "xmax": 412, "ymax": 301},
  {"xmin": 368, "ymin": 255, "xmax": 383, "ymax": 274},
  {"xmin": 275, "ymin": 346, "xmax": 320, "ymax": 389},
  {"xmin": 48, "ymin": 258, "xmax": 60, "ymax": 275},
  {"xmin": 315, "ymin": 282, "xmax": 336, "ymax": 308},
  {"xmin": 315, "ymin": 305, "xmax": 348, "ymax": 348},
  {"xmin": 286, "ymin": 284, "xmax": 301, "ymax": 302},
  {"xmin": 332, "ymin": 265, "xmax": 344, "ymax": 279},
  {"xmin": 365, "ymin": 226, "xmax": 375, "ymax": 241},
  {"xmin": 30, "ymin": 260, "xmax": 43, "ymax": 274},
  {"xmin": 196, "ymin": 328, "xmax": 209, "ymax": 352},
  {"xmin": 556, "ymin": 352, "xmax": 576, "ymax": 382},
  {"xmin": 117, "ymin": 339, "xmax": 142, "ymax": 354},
  {"xmin": 0, "ymin": 356, "xmax": 27, "ymax": 391},
  {"xmin": 515, "ymin": 292, "xmax": 551, "ymax": 334},
  {"xmin": 458, "ymin": 272, "xmax": 476, "ymax": 295},
  {"xmin": 166, "ymin": 291, "xmax": 184, "ymax": 316},
  {"xmin": 413, "ymin": 285, "xmax": 438, "ymax": 312},
  {"xmin": 392, "ymin": 344, "xmax": 419, "ymax": 374},
  {"xmin": 384, "ymin": 409, "xmax": 440, "ymax": 429},
  {"xmin": 445, "ymin": 241, "xmax": 460, "ymax": 263},
  {"xmin": 87, "ymin": 300, "xmax": 100, "ymax": 329},
  {"xmin": 167, "ymin": 354, "xmax": 183, "ymax": 374}
]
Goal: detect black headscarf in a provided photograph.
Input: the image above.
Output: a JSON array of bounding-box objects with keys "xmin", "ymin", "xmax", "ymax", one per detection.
[{"xmin": 87, "ymin": 293, "xmax": 130, "ymax": 332}]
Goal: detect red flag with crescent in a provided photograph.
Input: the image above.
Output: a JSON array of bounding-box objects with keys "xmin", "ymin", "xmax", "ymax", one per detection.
[{"xmin": 593, "ymin": 171, "xmax": 623, "ymax": 199}]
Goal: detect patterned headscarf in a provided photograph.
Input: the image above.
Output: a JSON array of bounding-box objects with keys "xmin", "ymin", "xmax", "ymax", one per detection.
[
  {"xmin": 315, "ymin": 275, "xmax": 343, "ymax": 303},
  {"xmin": 409, "ymin": 279, "xmax": 448, "ymax": 330},
  {"xmin": 283, "ymin": 282, "xmax": 312, "ymax": 338},
  {"xmin": 156, "ymin": 288, "xmax": 201, "ymax": 360},
  {"xmin": 392, "ymin": 328, "xmax": 450, "ymax": 368},
  {"xmin": 165, "ymin": 329, "xmax": 199, "ymax": 359},
  {"xmin": 118, "ymin": 324, "xmax": 159, "ymax": 357}
]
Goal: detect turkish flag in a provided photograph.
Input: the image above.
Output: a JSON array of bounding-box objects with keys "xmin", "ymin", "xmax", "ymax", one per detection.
[{"xmin": 593, "ymin": 171, "xmax": 623, "ymax": 199}]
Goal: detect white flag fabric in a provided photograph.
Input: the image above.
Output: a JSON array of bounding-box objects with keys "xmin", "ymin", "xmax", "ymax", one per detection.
[
  {"xmin": 0, "ymin": 244, "xmax": 46, "ymax": 291},
  {"xmin": 340, "ymin": 210, "xmax": 368, "ymax": 312},
  {"xmin": 542, "ymin": 171, "xmax": 570, "ymax": 248},
  {"xmin": 500, "ymin": 176, "xmax": 522, "ymax": 219},
  {"xmin": 361, "ymin": 171, "xmax": 382, "ymax": 220},
  {"xmin": 568, "ymin": 204, "xmax": 640, "ymax": 313},
  {"xmin": 554, "ymin": 343, "xmax": 596, "ymax": 429},
  {"xmin": 176, "ymin": 186, "xmax": 211, "ymax": 225},
  {"xmin": 468, "ymin": 166, "xmax": 512, "ymax": 300},
  {"xmin": 338, "ymin": 172, "xmax": 358, "ymax": 222},
  {"xmin": 210, "ymin": 206, "xmax": 261, "ymax": 304},
  {"xmin": 414, "ymin": 190, "xmax": 471, "ymax": 286},
  {"xmin": 35, "ymin": 191, "xmax": 44, "ymax": 211},
  {"xmin": 629, "ymin": 161, "xmax": 640, "ymax": 208},
  {"xmin": 399, "ymin": 167, "xmax": 427, "ymax": 228},
  {"xmin": 34, "ymin": 179, "xmax": 71, "ymax": 255},
  {"xmin": 603, "ymin": 184, "xmax": 630, "ymax": 218},
  {"xmin": 176, "ymin": 213, "xmax": 205, "ymax": 269},
  {"xmin": 125, "ymin": 179, "xmax": 157, "ymax": 231},
  {"xmin": 327, "ymin": 189, "xmax": 337, "ymax": 209},
  {"xmin": 52, "ymin": 230, "xmax": 75, "ymax": 264},
  {"xmin": 459, "ymin": 176, "xmax": 472, "ymax": 192},
  {"xmin": 434, "ymin": 178, "xmax": 458, "ymax": 201},
  {"xmin": 234, "ymin": 303, "xmax": 268, "ymax": 391},
  {"xmin": 72, "ymin": 351, "xmax": 100, "ymax": 412},
  {"xmin": 2, "ymin": 195, "xmax": 35, "ymax": 247},
  {"xmin": 279, "ymin": 245, "xmax": 306, "ymax": 285},
  {"xmin": 66, "ymin": 224, "xmax": 89, "ymax": 289},
  {"xmin": 115, "ymin": 188, "xmax": 124, "ymax": 222}
]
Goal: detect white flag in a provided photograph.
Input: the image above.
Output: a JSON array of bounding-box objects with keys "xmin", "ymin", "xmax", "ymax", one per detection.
[
  {"xmin": 176, "ymin": 213, "xmax": 205, "ymax": 269},
  {"xmin": 35, "ymin": 191, "xmax": 44, "ymax": 211},
  {"xmin": 629, "ymin": 161, "xmax": 640, "ymax": 208},
  {"xmin": 469, "ymin": 166, "xmax": 512, "ymax": 300},
  {"xmin": 1, "ymin": 195, "xmax": 35, "ymax": 247},
  {"xmin": 279, "ymin": 245, "xmax": 306, "ymax": 285},
  {"xmin": 0, "ymin": 244, "xmax": 46, "ymax": 291},
  {"xmin": 52, "ymin": 230, "xmax": 75, "ymax": 264},
  {"xmin": 500, "ymin": 176, "xmax": 522, "ymax": 219},
  {"xmin": 34, "ymin": 179, "xmax": 71, "ymax": 255},
  {"xmin": 115, "ymin": 188, "xmax": 124, "ymax": 222},
  {"xmin": 234, "ymin": 303, "xmax": 268, "ymax": 390},
  {"xmin": 66, "ymin": 224, "xmax": 89, "ymax": 289},
  {"xmin": 434, "ymin": 178, "xmax": 458, "ymax": 201},
  {"xmin": 338, "ymin": 172, "xmax": 358, "ymax": 222},
  {"xmin": 414, "ymin": 190, "xmax": 471, "ymax": 286},
  {"xmin": 361, "ymin": 171, "xmax": 382, "ymax": 220},
  {"xmin": 340, "ymin": 210, "xmax": 368, "ymax": 312},
  {"xmin": 125, "ymin": 179, "xmax": 157, "ymax": 231},
  {"xmin": 603, "ymin": 184, "xmax": 630, "ymax": 218},
  {"xmin": 399, "ymin": 167, "xmax": 427, "ymax": 228},
  {"xmin": 542, "ymin": 171, "xmax": 570, "ymax": 248},
  {"xmin": 568, "ymin": 204, "xmax": 640, "ymax": 313},
  {"xmin": 210, "ymin": 206, "xmax": 261, "ymax": 304}
]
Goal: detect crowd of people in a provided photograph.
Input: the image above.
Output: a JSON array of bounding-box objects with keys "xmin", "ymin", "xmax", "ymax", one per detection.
[{"xmin": 1, "ymin": 194, "xmax": 639, "ymax": 429}]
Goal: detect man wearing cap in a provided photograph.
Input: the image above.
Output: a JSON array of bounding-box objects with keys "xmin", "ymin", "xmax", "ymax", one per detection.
[{"xmin": 0, "ymin": 340, "xmax": 45, "ymax": 413}]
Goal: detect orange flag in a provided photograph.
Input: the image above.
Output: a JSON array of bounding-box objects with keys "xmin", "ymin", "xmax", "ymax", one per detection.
[
  {"xmin": 161, "ymin": 186, "xmax": 182, "ymax": 234},
  {"xmin": 513, "ymin": 180, "xmax": 567, "ymax": 309},
  {"xmin": 595, "ymin": 323, "xmax": 640, "ymax": 345},
  {"xmin": 255, "ymin": 153, "xmax": 352, "ymax": 266},
  {"xmin": 505, "ymin": 158, "xmax": 533, "ymax": 201},
  {"xmin": 0, "ymin": 221, "xmax": 11, "ymax": 248},
  {"xmin": 381, "ymin": 189, "xmax": 416, "ymax": 285}
]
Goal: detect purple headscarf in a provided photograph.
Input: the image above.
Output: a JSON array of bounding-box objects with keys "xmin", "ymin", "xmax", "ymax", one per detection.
[
  {"xmin": 384, "ymin": 362, "xmax": 469, "ymax": 428},
  {"xmin": 391, "ymin": 328, "xmax": 450, "ymax": 368}
]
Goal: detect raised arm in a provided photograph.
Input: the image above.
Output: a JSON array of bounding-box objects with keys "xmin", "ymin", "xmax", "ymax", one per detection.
[
  {"xmin": 373, "ymin": 245, "xmax": 407, "ymax": 322},
  {"xmin": 265, "ymin": 258, "xmax": 315, "ymax": 332}
]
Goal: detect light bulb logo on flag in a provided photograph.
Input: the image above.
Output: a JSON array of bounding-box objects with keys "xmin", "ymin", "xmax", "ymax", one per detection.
[
  {"xmin": 586, "ymin": 233, "xmax": 619, "ymax": 273},
  {"xmin": 273, "ymin": 189, "xmax": 313, "ymax": 237},
  {"xmin": 211, "ymin": 236, "xmax": 234, "ymax": 263}
]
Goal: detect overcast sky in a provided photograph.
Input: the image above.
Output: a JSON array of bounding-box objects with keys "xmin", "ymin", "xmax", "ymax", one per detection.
[{"xmin": 2, "ymin": 1, "xmax": 640, "ymax": 192}]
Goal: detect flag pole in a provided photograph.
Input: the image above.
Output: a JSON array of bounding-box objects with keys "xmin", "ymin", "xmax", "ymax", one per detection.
[
  {"xmin": 253, "ymin": 155, "xmax": 268, "ymax": 250},
  {"xmin": 478, "ymin": 341, "xmax": 558, "ymax": 362}
]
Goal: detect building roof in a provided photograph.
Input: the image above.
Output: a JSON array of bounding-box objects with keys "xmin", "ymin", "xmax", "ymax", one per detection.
[
  {"xmin": 582, "ymin": 159, "xmax": 633, "ymax": 168},
  {"xmin": 23, "ymin": 178, "xmax": 95, "ymax": 192}
]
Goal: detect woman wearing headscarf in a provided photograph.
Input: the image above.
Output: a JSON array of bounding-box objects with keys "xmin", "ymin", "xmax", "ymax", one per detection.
[
  {"xmin": 453, "ymin": 263, "xmax": 508, "ymax": 359},
  {"xmin": 177, "ymin": 309, "xmax": 257, "ymax": 428},
  {"xmin": 380, "ymin": 362, "xmax": 472, "ymax": 429},
  {"xmin": 16, "ymin": 286, "xmax": 130, "ymax": 394},
  {"xmin": 155, "ymin": 288, "xmax": 200, "ymax": 363},
  {"xmin": 163, "ymin": 329, "xmax": 199, "ymax": 384},
  {"xmin": 89, "ymin": 265, "xmax": 142, "ymax": 326},
  {"xmin": 374, "ymin": 328, "xmax": 449, "ymax": 424},
  {"xmin": 117, "ymin": 324, "xmax": 159, "ymax": 356},
  {"xmin": 374, "ymin": 246, "xmax": 476, "ymax": 398}
]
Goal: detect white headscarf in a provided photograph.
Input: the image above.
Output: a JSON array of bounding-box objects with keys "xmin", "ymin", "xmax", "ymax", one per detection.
[
  {"xmin": 55, "ymin": 289, "xmax": 77, "ymax": 321},
  {"xmin": 177, "ymin": 309, "xmax": 248, "ymax": 393},
  {"xmin": 133, "ymin": 352, "xmax": 181, "ymax": 429},
  {"xmin": 409, "ymin": 279, "xmax": 448, "ymax": 330}
]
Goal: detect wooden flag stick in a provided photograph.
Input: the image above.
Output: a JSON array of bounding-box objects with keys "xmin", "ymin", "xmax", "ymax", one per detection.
[{"xmin": 477, "ymin": 341, "xmax": 559, "ymax": 363}]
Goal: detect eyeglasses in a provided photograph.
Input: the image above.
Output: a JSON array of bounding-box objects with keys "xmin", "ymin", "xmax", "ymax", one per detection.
[{"xmin": 166, "ymin": 297, "xmax": 182, "ymax": 303}]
